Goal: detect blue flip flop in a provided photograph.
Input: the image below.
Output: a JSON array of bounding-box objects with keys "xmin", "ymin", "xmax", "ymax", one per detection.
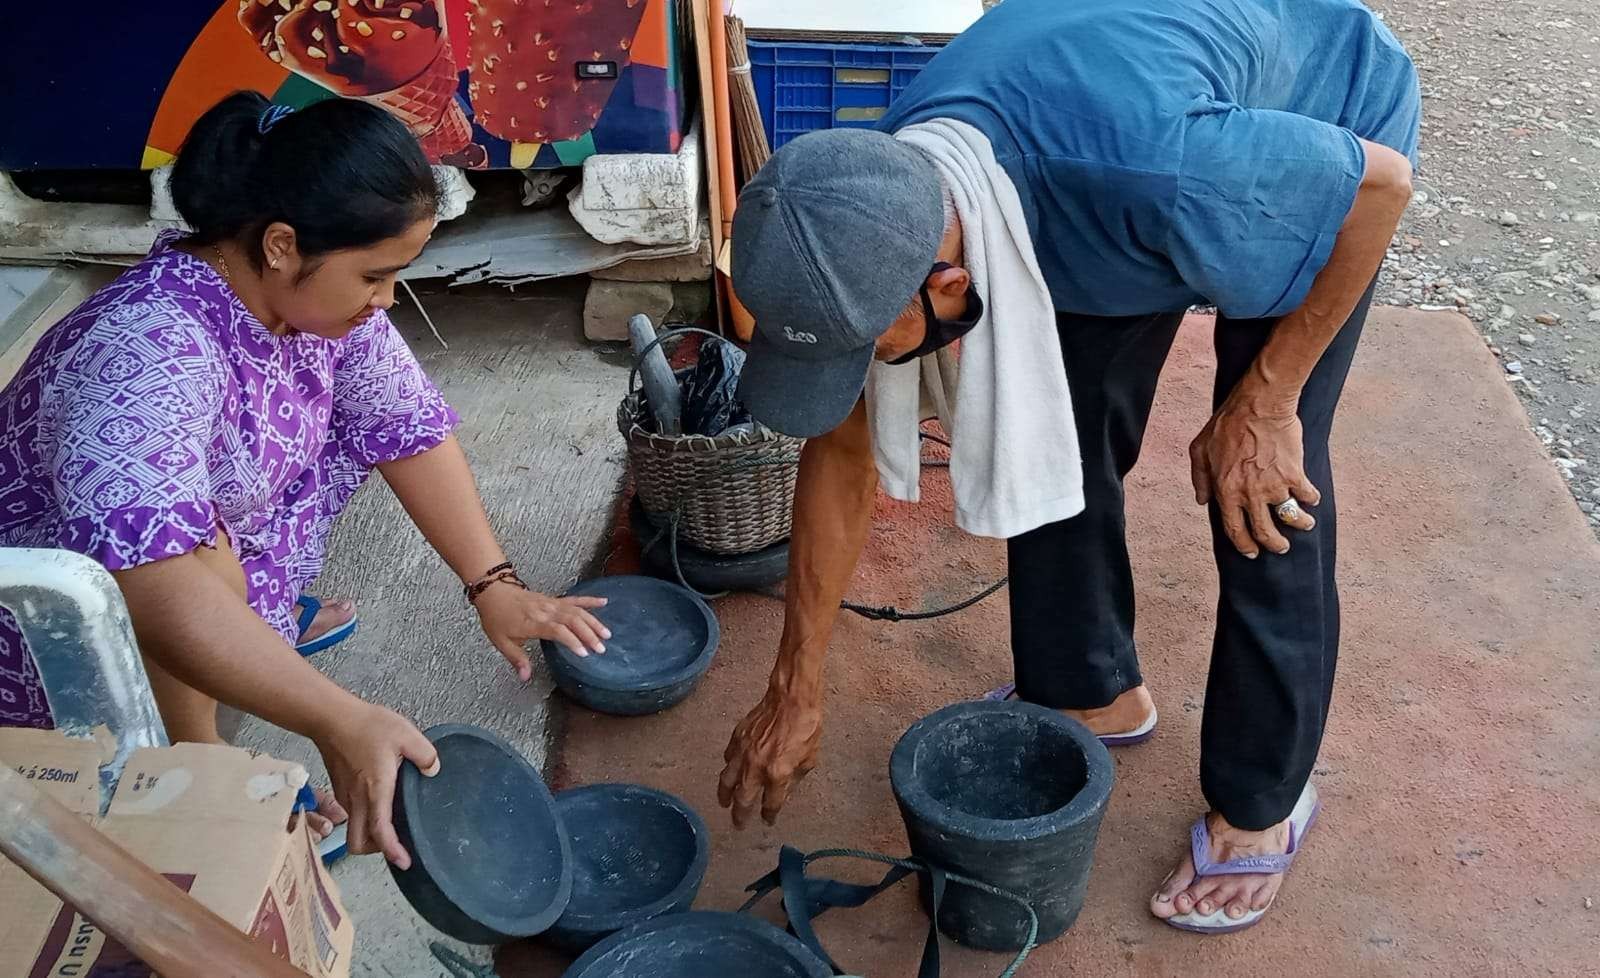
[
  {"xmin": 294, "ymin": 784, "xmax": 351, "ymax": 866},
  {"xmin": 294, "ymin": 595, "xmax": 358, "ymax": 657}
]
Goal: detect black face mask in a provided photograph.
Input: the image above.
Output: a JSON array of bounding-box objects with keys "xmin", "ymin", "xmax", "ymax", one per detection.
[{"xmin": 888, "ymin": 262, "xmax": 984, "ymax": 366}]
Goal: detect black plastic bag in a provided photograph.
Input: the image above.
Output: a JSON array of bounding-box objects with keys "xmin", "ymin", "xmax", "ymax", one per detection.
[{"xmin": 679, "ymin": 340, "xmax": 751, "ymax": 436}]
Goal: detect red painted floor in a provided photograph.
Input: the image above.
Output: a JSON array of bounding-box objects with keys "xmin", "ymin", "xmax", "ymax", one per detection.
[{"xmin": 504, "ymin": 310, "xmax": 1600, "ymax": 978}]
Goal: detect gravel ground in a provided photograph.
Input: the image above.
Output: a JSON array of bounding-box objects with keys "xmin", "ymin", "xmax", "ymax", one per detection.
[{"xmin": 1366, "ymin": 0, "xmax": 1600, "ymax": 532}]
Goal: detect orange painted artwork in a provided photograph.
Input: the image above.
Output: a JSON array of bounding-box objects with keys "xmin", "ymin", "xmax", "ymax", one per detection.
[{"xmin": 123, "ymin": 0, "xmax": 688, "ymax": 173}]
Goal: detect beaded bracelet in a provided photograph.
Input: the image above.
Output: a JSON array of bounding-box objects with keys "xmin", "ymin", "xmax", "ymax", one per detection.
[{"xmin": 464, "ymin": 562, "xmax": 528, "ymax": 605}]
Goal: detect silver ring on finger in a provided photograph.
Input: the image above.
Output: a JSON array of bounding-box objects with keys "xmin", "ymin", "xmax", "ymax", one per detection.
[{"xmin": 1274, "ymin": 498, "xmax": 1304, "ymax": 524}]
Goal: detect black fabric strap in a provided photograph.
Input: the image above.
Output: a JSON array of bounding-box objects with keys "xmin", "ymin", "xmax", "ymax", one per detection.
[{"xmin": 741, "ymin": 846, "xmax": 1028, "ymax": 978}]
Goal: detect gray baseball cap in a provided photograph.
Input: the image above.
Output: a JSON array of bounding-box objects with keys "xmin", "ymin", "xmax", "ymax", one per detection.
[{"xmin": 732, "ymin": 129, "xmax": 945, "ymax": 438}]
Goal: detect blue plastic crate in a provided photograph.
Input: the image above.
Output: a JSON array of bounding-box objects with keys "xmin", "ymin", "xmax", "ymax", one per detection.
[{"xmin": 747, "ymin": 40, "xmax": 941, "ymax": 150}]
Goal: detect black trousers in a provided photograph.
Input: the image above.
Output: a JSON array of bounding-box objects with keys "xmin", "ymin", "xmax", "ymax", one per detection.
[{"xmin": 1006, "ymin": 282, "xmax": 1376, "ymax": 831}]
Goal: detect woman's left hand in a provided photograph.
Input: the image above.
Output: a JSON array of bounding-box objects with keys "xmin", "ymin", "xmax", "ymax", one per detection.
[{"xmin": 473, "ymin": 584, "xmax": 610, "ymax": 680}]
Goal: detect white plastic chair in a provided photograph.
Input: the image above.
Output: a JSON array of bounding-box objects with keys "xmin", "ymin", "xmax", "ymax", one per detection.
[{"xmin": 0, "ymin": 547, "xmax": 167, "ymax": 791}]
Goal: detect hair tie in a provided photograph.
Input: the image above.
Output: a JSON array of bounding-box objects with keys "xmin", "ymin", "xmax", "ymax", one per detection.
[{"xmin": 257, "ymin": 104, "xmax": 296, "ymax": 135}]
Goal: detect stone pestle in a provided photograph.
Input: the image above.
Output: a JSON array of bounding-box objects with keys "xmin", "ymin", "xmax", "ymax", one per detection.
[{"xmin": 629, "ymin": 314, "xmax": 683, "ymax": 437}]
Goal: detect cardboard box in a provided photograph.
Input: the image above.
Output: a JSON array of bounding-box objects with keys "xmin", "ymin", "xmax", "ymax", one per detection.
[{"xmin": 0, "ymin": 728, "xmax": 353, "ymax": 978}]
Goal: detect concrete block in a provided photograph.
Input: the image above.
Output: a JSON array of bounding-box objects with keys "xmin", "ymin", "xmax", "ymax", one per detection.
[
  {"xmin": 0, "ymin": 172, "xmax": 170, "ymax": 262},
  {"xmin": 585, "ymin": 279, "xmax": 674, "ymax": 342},
  {"xmin": 151, "ymin": 163, "xmax": 474, "ymax": 223},
  {"xmin": 2, "ymin": 161, "xmax": 473, "ymax": 265},
  {"xmin": 569, "ymin": 123, "xmax": 702, "ymax": 247},
  {"xmin": 591, "ymin": 230, "xmax": 713, "ymax": 283},
  {"xmin": 0, "ymin": 266, "xmax": 53, "ymax": 319},
  {"xmin": 432, "ymin": 165, "xmax": 476, "ymax": 221},
  {"xmin": 149, "ymin": 165, "xmax": 181, "ymax": 223},
  {"xmin": 1, "ymin": 266, "xmax": 120, "ymax": 388}
]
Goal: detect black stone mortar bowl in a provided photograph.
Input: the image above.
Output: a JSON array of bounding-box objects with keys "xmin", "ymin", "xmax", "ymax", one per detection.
[
  {"xmin": 541, "ymin": 575, "xmax": 719, "ymax": 716},
  {"xmin": 560, "ymin": 911, "xmax": 833, "ymax": 978},
  {"xmin": 390, "ymin": 724, "xmax": 573, "ymax": 945},
  {"xmin": 539, "ymin": 783, "xmax": 711, "ymax": 952},
  {"xmin": 890, "ymin": 700, "xmax": 1114, "ymax": 951}
]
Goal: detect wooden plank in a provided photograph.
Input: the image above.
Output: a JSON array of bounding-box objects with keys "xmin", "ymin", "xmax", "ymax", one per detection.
[
  {"xmin": 690, "ymin": 0, "xmax": 729, "ymax": 333},
  {"xmin": 706, "ymin": 2, "xmax": 746, "ymax": 339},
  {"xmin": 690, "ymin": 0, "xmax": 725, "ymax": 264},
  {"xmin": 708, "ymin": 2, "xmax": 739, "ymax": 246},
  {"xmin": 743, "ymin": 28, "xmax": 960, "ymax": 43}
]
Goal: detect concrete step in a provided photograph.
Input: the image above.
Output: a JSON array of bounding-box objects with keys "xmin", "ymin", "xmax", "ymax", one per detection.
[{"xmin": 0, "ymin": 265, "xmax": 120, "ymax": 387}]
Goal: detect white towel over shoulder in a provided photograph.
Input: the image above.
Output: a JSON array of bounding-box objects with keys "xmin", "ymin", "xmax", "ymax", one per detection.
[{"xmin": 867, "ymin": 118, "xmax": 1082, "ymax": 539}]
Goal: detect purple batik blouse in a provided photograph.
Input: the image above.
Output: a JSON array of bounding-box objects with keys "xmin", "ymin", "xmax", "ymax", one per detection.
[{"xmin": 0, "ymin": 232, "xmax": 458, "ymax": 728}]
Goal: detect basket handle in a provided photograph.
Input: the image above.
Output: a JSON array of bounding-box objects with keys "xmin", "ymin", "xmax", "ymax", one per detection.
[{"xmin": 627, "ymin": 326, "xmax": 739, "ymax": 396}]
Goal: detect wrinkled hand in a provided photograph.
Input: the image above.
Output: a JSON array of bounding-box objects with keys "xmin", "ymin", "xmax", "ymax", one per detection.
[
  {"xmin": 1189, "ymin": 400, "xmax": 1319, "ymax": 558},
  {"xmin": 313, "ymin": 702, "xmax": 439, "ymax": 869},
  {"xmin": 718, "ymin": 690, "xmax": 822, "ymax": 828},
  {"xmin": 475, "ymin": 584, "xmax": 610, "ymax": 679}
]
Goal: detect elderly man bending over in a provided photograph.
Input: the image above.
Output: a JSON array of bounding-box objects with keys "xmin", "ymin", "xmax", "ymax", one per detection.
[{"xmin": 719, "ymin": 0, "xmax": 1419, "ymax": 935}]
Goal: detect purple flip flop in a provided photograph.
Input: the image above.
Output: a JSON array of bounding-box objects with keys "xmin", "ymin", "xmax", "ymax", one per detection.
[
  {"xmin": 979, "ymin": 682, "xmax": 1158, "ymax": 746},
  {"xmin": 1160, "ymin": 782, "xmax": 1321, "ymax": 935}
]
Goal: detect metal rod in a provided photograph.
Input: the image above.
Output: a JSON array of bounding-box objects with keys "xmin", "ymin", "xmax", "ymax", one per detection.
[{"xmin": 402, "ymin": 279, "xmax": 449, "ymax": 350}]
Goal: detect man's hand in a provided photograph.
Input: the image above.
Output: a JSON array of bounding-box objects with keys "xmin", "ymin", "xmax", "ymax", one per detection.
[
  {"xmin": 312, "ymin": 702, "xmax": 440, "ymax": 869},
  {"xmin": 715, "ymin": 399, "xmax": 875, "ymax": 828},
  {"xmin": 1192, "ymin": 137, "xmax": 1412, "ymax": 559},
  {"xmin": 717, "ymin": 688, "xmax": 823, "ymax": 827},
  {"xmin": 475, "ymin": 585, "xmax": 610, "ymax": 679},
  {"xmin": 1189, "ymin": 397, "xmax": 1319, "ymax": 558}
]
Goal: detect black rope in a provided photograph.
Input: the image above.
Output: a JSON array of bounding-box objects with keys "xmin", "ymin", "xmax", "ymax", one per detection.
[
  {"xmin": 640, "ymin": 430, "xmax": 1008, "ymax": 620},
  {"xmin": 839, "ymin": 576, "xmax": 1008, "ymax": 622},
  {"xmin": 918, "ymin": 428, "xmax": 952, "ymax": 468},
  {"xmin": 831, "ymin": 429, "xmax": 1015, "ymax": 620}
]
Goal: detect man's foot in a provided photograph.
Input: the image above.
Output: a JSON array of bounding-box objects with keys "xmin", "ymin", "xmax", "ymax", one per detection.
[
  {"xmin": 301, "ymin": 785, "xmax": 349, "ymax": 840},
  {"xmin": 982, "ymin": 682, "xmax": 1157, "ymax": 743},
  {"xmin": 297, "ymin": 598, "xmax": 355, "ymax": 646},
  {"xmin": 1148, "ymin": 783, "xmax": 1321, "ymax": 933},
  {"xmin": 1059, "ymin": 684, "xmax": 1156, "ymax": 739}
]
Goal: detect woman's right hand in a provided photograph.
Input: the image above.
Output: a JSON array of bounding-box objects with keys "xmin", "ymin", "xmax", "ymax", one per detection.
[{"xmin": 312, "ymin": 701, "xmax": 439, "ymax": 869}]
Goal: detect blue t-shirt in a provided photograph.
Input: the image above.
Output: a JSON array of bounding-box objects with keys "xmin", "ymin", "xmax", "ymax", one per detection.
[{"xmin": 878, "ymin": 0, "xmax": 1422, "ymax": 319}]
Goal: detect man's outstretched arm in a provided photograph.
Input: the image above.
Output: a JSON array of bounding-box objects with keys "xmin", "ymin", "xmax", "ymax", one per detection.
[{"xmin": 717, "ymin": 398, "xmax": 879, "ymax": 827}]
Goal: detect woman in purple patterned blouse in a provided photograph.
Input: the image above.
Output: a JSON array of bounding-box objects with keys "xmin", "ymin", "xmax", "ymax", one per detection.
[{"xmin": 0, "ymin": 93, "xmax": 611, "ymax": 868}]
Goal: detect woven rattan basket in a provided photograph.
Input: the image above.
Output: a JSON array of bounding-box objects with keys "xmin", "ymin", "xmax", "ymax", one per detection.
[{"xmin": 619, "ymin": 328, "xmax": 804, "ymax": 555}]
